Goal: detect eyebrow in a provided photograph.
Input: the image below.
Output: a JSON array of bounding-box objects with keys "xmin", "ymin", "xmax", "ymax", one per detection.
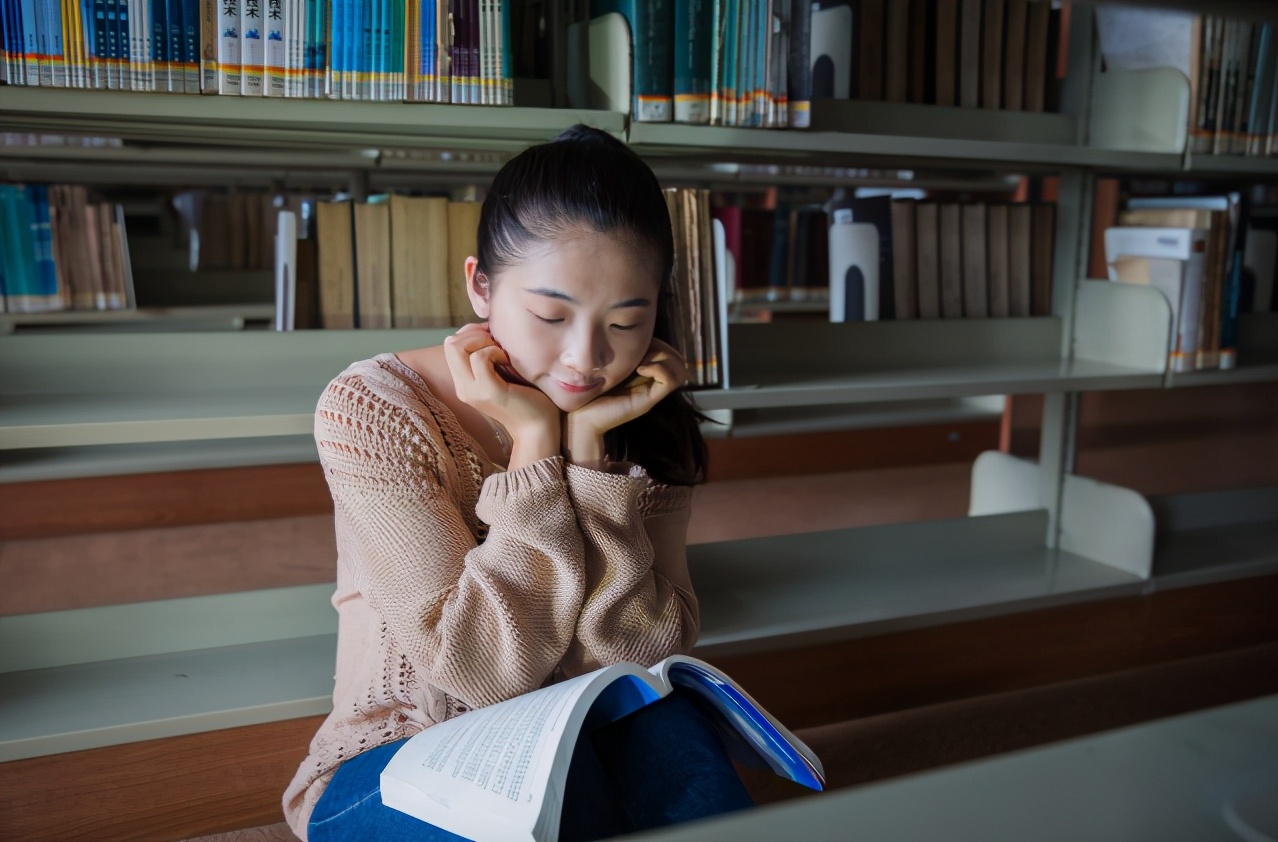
[{"xmin": 523, "ymin": 288, "xmax": 651, "ymax": 309}]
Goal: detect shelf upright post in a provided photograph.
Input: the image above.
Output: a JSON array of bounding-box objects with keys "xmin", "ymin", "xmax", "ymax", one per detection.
[
  {"xmin": 1038, "ymin": 168, "xmax": 1093, "ymax": 552},
  {"xmin": 1037, "ymin": 3, "xmax": 1099, "ymax": 554}
]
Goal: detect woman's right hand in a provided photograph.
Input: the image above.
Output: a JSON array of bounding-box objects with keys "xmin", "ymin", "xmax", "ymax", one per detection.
[{"xmin": 443, "ymin": 323, "xmax": 562, "ymax": 468}]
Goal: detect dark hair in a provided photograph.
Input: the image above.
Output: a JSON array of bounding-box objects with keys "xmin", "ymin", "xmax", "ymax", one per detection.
[{"xmin": 476, "ymin": 125, "xmax": 708, "ymax": 486}]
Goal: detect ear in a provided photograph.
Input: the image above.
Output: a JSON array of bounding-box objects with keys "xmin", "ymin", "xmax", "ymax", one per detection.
[{"xmin": 464, "ymin": 256, "xmax": 491, "ymax": 320}]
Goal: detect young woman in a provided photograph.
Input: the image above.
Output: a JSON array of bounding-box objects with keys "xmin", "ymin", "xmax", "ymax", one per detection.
[{"xmin": 283, "ymin": 125, "xmax": 753, "ymax": 841}]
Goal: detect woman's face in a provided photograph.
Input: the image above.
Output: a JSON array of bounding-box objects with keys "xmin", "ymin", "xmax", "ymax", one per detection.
[{"xmin": 469, "ymin": 230, "xmax": 663, "ymax": 413}]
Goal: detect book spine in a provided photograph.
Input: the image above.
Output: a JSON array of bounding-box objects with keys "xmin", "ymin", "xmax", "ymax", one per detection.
[
  {"xmin": 330, "ymin": 0, "xmax": 344, "ymax": 96},
  {"xmin": 20, "ymin": 0, "xmax": 40, "ymax": 85},
  {"xmin": 303, "ymin": 0, "xmax": 319, "ymax": 96},
  {"xmin": 197, "ymin": 0, "xmax": 214, "ymax": 90},
  {"xmin": 178, "ymin": 0, "xmax": 194, "ymax": 90},
  {"xmin": 392, "ymin": 0, "xmax": 405, "ymax": 100},
  {"xmin": 722, "ymin": 0, "xmax": 738, "ymax": 125},
  {"xmin": 123, "ymin": 0, "xmax": 136, "ymax": 88},
  {"xmin": 86, "ymin": 0, "xmax": 104, "ymax": 87},
  {"xmin": 29, "ymin": 185, "xmax": 62, "ymax": 309},
  {"xmin": 51, "ymin": 0, "xmax": 70, "ymax": 85},
  {"xmin": 674, "ymin": 0, "xmax": 711, "ymax": 123},
  {"xmin": 63, "ymin": 0, "xmax": 86, "ymax": 87},
  {"xmin": 264, "ymin": 0, "xmax": 282, "ymax": 93},
  {"xmin": 0, "ymin": 0, "xmax": 11, "ymax": 85},
  {"xmin": 499, "ymin": 0, "xmax": 510, "ymax": 104},
  {"xmin": 435, "ymin": 0, "xmax": 449, "ymax": 102},
  {"xmin": 1247, "ymin": 24, "xmax": 1274, "ymax": 157},
  {"xmin": 465, "ymin": 0, "xmax": 475, "ymax": 103},
  {"xmin": 782, "ymin": 0, "xmax": 812, "ymax": 127},
  {"xmin": 356, "ymin": 0, "xmax": 370, "ymax": 99},
  {"xmin": 600, "ymin": 0, "xmax": 673, "ymax": 121},
  {"xmin": 240, "ymin": 0, "xmax": 261, "ymax": 93},
  {"xmin": 216, "ymin": 0, "xmax": 239, "ymax": 91},
  {"xmin": 115, "ymin": 0, "xmax": 130, "ymax": 90},
  {"xmin": 149, "ymin": 0, "xmax": 166, "ymax": 88},
  {"xmin": 1233, "ymin": 22, "xmax": 1258, "ymax": 155},
  {"xmin": 139, "ymin": 0, "xmax": 155, "ymax": 89}
]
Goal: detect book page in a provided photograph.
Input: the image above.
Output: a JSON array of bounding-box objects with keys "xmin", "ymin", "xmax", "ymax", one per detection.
[{"xmin": 380, "ymin": 672, "xmax": 597, "ymax": 841}]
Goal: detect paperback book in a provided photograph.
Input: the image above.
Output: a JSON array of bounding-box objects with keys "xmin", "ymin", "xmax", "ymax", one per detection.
[{"xmin": 381, "ymin": 655, "xmax": 824, "ymax": 842}]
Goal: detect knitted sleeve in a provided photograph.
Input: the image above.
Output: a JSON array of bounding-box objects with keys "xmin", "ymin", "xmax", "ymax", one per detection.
[
  {"xmin": 558, "ymin": 464, "xmax": 699, "ymax": 675},
  {"xmin": 316, "ymin": 373, "xmax": 587, "ymax": 708}
]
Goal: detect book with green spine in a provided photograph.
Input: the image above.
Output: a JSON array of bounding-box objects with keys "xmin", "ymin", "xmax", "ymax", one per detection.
[{"xmin": 593, "ymin": 0, "xmax": 673, "ymax": 121}]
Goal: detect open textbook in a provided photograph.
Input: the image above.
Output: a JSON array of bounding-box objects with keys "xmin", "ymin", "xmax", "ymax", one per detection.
[{"xmin": 380, "ymin": 655, "xmax": 825, "ymax": 841}]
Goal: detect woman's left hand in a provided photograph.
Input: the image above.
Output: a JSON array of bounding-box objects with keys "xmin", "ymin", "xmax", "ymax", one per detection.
[{"xmin": 566, "ymin": 339, "xmax": 689, "ymax": 443}]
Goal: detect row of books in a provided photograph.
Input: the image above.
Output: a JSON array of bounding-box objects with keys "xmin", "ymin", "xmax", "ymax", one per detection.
[
  {"xmin": 807, "ymin": 0, "xmax": 1063, "ymax": 113},
  {"xmin": 172, "ymin": 189, "xmax": 287, "ymax": 272},
  {"xmin": 666, "ymin": 187, "xmax": 723, "ymax": 387},
  {"xmin": 1104, "ymin": 194, "xmax": 1277, "ymax": 373},
  {"xmin": 307, "ymin": 195, "xmax": 481, "ymax": 330},
  {"xmin": 0, "ymin": 183, "xmax": 134, "ymax": 313},
  {"xmin": 1094, "ymin": 8, "xmax": 1278, "ymax": 158},
  {"xmin": 0, "ymin": 0, "xmax": 514, "ymax": 102},
  {"xmin": 715, "ymin": 194, "xmax": 1057, "ymax": 322},
  {"xmin": 1191, "ymin": 18, "xmax": 1278, "ymax": 157},
  {"xmin": 577, "ymin": 0, "xmax": 1064, "ymax": 130}
]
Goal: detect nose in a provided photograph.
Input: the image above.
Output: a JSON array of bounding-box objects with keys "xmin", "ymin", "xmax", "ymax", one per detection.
[{"xmin": 563, "ymin": 324, "xmax": 612, "ymax": 380}]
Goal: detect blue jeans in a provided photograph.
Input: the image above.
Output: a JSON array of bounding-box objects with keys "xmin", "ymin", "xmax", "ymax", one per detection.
[{"xmin": 307, "ymin": 692, "xmax": 754, "ymax": 842}]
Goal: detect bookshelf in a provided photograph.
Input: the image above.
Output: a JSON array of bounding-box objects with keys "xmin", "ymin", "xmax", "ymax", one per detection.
[{"xmin": 1, "ymin": 0, "xmax": 1276, "ymax": 770}]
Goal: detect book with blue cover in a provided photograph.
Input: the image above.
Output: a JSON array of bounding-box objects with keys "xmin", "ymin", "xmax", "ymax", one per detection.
[{"xmin": 381, "ymin": 654, "xmax": 824, "ymax": 842}]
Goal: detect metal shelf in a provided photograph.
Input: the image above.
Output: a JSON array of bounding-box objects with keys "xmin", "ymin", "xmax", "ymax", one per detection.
[
  {"xmin": 0, "ymin": 87, "xmax": 626, "ymax": 151},
  {"xmin": 626, "ymin": 121, "xmax": 1184, "ymax": 173},
  {"xmin": 0, "ymin": 328, "xmax": 454, "ymax": 450},
  {"xmin": 0, "ymin": 437, "xmax": 319, "ymax": 483}
]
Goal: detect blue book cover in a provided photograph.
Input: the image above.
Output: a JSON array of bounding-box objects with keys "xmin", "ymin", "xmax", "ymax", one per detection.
[
  {"xmin": 0, "ymin": 185, "xmax": 47, "ymax": 310},
  {"xmin": 1, "ymin": 0, "xmax": 18, "ymax": 85},
  {"xmin": 40, "ymin": 0, "xmax": 66, "ymax": 86},
  {"xmin": 420, "ymin": 0, "xmax": 434, "ymax": 99},
  {"xmin": 27, "ymin": 185, "xmax": 60, "ymax": 305},
  {"xmin": 19, "ymin": 0, "xmax": 40, "ymax": 85},
  {"xmin": 355, "ymin": 0, "xmax": 369, "ymax": 99}
]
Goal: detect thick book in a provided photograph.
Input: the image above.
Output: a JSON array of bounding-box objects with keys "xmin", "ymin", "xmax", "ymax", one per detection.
[
  {"xmin": 786, "ymin": 0, "xmax": 812, "ymax": 126},
  {"xmin": 389, "ymin": 194, "xmax": 451, "ymax": 328},
  {"xmin": 592, "ymin": 0, "xmax": 673, "ymax": 121},
  {"xmin": 1105, "ymin": 225, "xmax": 1210, "ymax": 373},
  {"xmin": 381, "ymin": 655, "xmax": 824, "ymax": 842},
  {"xmin": 961, "ymin": 202, "xmax": 988, "ymax": 317},
  {"xmin": 672, "ymin": 0, "xmax": 711, "ymax": 123},
  {"xmin": 914, "ymin": 201, "xmax": 941, "ymax": 319},
  {"xmin": 354, "ymin": 198, "xmax": 392, "ymax": 329}
]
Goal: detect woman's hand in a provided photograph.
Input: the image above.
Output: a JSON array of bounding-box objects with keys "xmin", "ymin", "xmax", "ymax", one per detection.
[
  {"xmin": 443, "ymin": 323, "xmax": 561, "ymax": 469},
  {"xmin": 564, "ymin": 339, "xmax": 689, "ymax": 470}
]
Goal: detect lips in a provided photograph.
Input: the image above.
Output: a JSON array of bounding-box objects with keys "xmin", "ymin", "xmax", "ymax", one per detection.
[{"xmin": 555, "ymin": 379, "xmax": 603, "ymax": 394}]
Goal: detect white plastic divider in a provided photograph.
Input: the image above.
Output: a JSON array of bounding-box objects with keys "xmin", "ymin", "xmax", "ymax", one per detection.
[
  {"xmin": 1087, "ymin": 67, "xmax": 1190, "ymax": 153},
  {"xmin": 1073, "ymin": 281, "xmax": 1172, "ymax": 372},
  {"xmin": 970, "ymin": 451, "xmax": 1156, "ymax": 579}
]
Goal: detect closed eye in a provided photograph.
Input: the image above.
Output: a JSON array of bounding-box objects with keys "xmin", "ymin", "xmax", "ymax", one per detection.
[
  {"xmin": 532, "ymin": 313, "xmax": 564, "ymax": 324},
  {"xmin": 611, "ymin": 324, "xmax": 640, "ymax": 331}
]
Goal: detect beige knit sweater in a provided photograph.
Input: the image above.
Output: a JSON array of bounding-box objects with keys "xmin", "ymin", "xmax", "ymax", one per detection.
[{"xmin": 282, "ymin": 354, "xmax": 699, "ymax": 840}]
